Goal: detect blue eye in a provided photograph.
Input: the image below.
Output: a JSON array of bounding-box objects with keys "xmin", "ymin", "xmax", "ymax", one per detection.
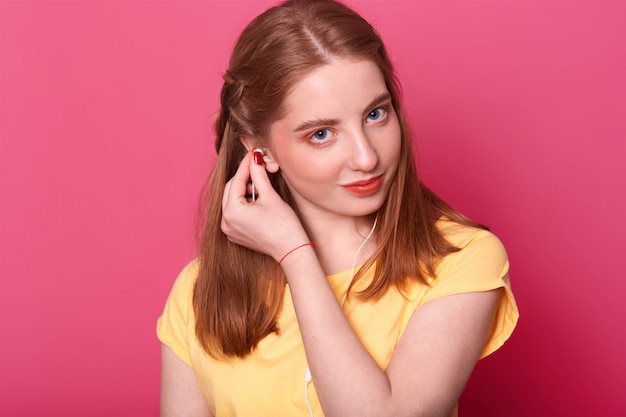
[
  {"xmin": 367, "ymin": 108, "xmax": 386, "ymax": 122},
  {"xmin": 311, "ymin": 129, "xmax": 329, "ymax": 141}
]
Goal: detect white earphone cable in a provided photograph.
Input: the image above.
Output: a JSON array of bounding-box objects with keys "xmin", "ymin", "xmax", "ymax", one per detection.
[{"xmin": 340, "ymin": 214, "xmax": 378, "ymax": 307}]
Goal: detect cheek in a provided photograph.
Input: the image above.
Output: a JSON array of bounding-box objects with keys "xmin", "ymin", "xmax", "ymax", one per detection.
[
  {"xmin": 271, "ymin": 142, "xmax": 336, "ymax": 184},
  {"xmin": 282, "ymin": 162, "xmax": 334, "ymax": 189},
  {"xmin": 271, "ymin": 149, "xmax": 322, "ymax": 190},
  {"xmin": 380, "ymin": 120, "xmax": 402, "ymax": 164},
  {"xmin": 277, "ymin": 151, "xmax": 341, "ymax": 199}
]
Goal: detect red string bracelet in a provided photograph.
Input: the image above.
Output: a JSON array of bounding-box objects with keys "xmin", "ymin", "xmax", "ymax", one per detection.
[{"xmin": 278, "ymin": 242, "xmax": 315, "ymax": 265}]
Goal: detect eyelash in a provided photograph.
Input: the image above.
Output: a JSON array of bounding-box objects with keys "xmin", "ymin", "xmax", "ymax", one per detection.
[{"xmin": 307, "ymin": 106, "xmax": 389, "ymax": 144}]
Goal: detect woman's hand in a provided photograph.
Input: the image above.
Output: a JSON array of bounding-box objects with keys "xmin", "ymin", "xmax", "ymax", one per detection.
[{"xmin": 221, "ymin": 151, "xmax": 309, "ymax": 262}]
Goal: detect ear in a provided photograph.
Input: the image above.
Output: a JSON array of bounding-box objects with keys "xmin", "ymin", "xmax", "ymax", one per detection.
[
  {"xmin": 239, "ymin": 136, "xmax": 280, "ymax": 173},
  {"xmin": 261, "ymin": 150, "xmax": 280, "ymax": 174}
]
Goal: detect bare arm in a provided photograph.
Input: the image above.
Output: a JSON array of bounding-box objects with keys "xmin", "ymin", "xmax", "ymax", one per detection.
[{"xmin": 160, "ymin": 344, "xmax": 212, "ymax": 417}]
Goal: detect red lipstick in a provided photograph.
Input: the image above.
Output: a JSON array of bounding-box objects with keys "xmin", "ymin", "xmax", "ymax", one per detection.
[{"xmin": 342, "ymin": 176, "xmax": 383, "ymax": 196}]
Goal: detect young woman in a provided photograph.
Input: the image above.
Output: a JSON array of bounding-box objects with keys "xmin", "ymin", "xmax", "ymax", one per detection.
[{"xmin": 157, "ymin": 1, "xmax": 518, "ymax": 416}]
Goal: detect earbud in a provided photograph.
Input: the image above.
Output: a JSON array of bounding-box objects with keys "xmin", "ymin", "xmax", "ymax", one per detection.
[
  {"xmin": 252, "ymin": 148, "xmax": 265, "ymax": 166},
  {"xmin": 252, "ymin": 148, "xmax": 265, "ymax": 165}
]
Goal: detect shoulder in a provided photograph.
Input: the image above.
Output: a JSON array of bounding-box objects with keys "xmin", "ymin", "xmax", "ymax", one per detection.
[
  {"xmin": 157, "ymin": 259, "xmax": 200, "ymax": 368},
  {"xmin": 423, "ymin": 220, "xmax": 518, "ymax": 358},
  {"xmin": 437, "ymin": 218, "xmax": 505, "ymax": 251},
  {"xmin": 425, "ymin": 219, "xmax": 510, "ymax": 295},
  {"xmin": 160, "ymin": 259, "xmax": 201, "ymax": 323},
  {"xmin": 172, "ymin": 258, "xmax": 201, "ymax": 291},
  {"xmin": 436, "ymin": 219, "xmax": 508, "ymax": 273}
]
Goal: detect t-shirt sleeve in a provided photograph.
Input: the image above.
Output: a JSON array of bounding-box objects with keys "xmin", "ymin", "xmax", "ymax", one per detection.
[
  {"xmin": 156, "ymin": 260, "xmax": 199, "ymax": 367},
  {"xmin": 422, "ymin": 227, "xmax": 519, "ymax": 359}
]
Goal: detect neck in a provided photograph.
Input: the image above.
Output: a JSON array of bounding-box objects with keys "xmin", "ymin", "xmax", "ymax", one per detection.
[{"xmin": 301, "ymin": 214, "xmax": 378, "ymax": 275}]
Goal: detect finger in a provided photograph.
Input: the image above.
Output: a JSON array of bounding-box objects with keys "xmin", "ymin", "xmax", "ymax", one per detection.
[
  {"xmin": 222, "ymin": 177, "xmax": 234, "ymax": 210},
  {"xmin": 248, "ymin": 151, "xmax": 274, "ymax": 195},
  {"xmin": 223, "ymin": 151, "xmax": 253, "ymax": 206}
]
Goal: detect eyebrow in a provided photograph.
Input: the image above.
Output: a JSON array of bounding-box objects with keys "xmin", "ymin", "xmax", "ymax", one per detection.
[
  {"xmin": 294, "ymin": 117, "xmax": 339, "ymax": 133},
  {"xmin": 293, "ymin": 91, "xmax": 392, "ymax": 133}
]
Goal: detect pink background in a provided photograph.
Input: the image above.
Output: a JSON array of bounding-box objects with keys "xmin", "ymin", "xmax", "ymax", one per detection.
[{"xmin": 1, "ymin": 0, "xmax": 624, "ymax": 415}]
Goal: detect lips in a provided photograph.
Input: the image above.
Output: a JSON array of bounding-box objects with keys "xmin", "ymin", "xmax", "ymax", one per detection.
[{"xmin": 342, "ymin": 175, "xmax": 383, "ymax": 196}]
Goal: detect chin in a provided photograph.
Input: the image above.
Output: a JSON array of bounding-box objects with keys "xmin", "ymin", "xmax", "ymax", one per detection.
[{"xmin": 343, "ymin": 196, "xmax": 386, "ymax": 217}]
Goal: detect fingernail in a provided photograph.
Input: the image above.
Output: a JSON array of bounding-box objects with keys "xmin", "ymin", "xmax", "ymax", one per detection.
[{"xmin": 253, "ymin": 150, "xmax": 264, "ymax": 166}]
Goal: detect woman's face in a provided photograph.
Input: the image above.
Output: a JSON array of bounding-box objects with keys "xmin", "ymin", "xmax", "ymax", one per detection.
[{"xmin": 265, "ymin": 58, "xmax": 402, "ymax": 223}]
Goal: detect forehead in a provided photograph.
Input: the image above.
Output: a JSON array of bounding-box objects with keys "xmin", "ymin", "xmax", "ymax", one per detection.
[{"xmin": 280, "ymin": 58, "xmax": 388, "ymax": 123}]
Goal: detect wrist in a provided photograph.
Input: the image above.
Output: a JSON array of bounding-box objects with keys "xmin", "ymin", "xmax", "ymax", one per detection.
[{"xmin": 278, "ymin": 242, "xmax": 315, "ymax": 265}]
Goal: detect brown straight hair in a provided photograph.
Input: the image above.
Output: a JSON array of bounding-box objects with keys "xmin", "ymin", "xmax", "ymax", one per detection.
[{"xmin": 193, "ymin": 0, "xmax": 483, "ymax": 359}]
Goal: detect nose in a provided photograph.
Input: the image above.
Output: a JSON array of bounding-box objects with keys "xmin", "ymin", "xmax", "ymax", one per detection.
[{"xmin": 348, "ymin": 128, "xmax": 379, "ymax": 172}]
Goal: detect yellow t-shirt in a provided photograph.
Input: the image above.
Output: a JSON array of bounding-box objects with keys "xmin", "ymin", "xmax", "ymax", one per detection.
[{"xmin": 157, "ymin": 221, "xmax": 518, "ymax": 416}]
